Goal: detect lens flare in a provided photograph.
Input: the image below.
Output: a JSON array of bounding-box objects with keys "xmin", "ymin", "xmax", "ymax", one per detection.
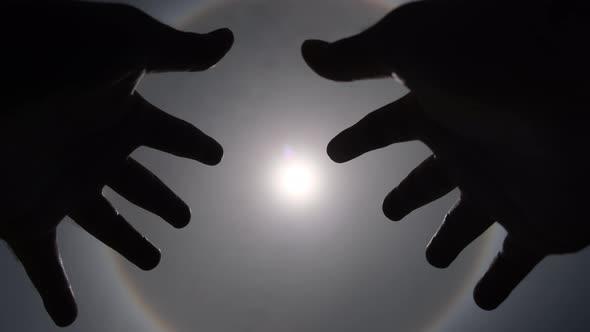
[{"xmin": 272, "ymin": 149, "xmax": 319, "ymax": 203}]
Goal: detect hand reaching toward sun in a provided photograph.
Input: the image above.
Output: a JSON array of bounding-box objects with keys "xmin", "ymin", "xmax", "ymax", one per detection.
[
  {"xmin": 302, "ymin": 0, "xmax": 590, "ymax": 310},
  {"xmin": 1, "ymin": 2, "xmax": 233, "ymax": 326}
]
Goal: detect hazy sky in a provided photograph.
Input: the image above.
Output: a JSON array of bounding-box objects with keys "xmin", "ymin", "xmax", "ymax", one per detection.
[{"xmin": 1, "ymin": 1, "xmax": 590, "ymax": 331}]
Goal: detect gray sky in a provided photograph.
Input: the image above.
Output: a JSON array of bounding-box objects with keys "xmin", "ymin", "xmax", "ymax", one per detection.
[{"xmin": 1, "ymin": 1, "xmax": 589, "ymax": 331}]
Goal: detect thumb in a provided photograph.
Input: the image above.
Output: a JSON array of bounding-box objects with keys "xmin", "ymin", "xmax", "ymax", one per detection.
[
  {"xmin": 144, "ymin": 27, "xmax": 234, "ymax": 73},
  {"xmin": 98, "ymin": 3, "xmax": 234, "ymax": 73}
]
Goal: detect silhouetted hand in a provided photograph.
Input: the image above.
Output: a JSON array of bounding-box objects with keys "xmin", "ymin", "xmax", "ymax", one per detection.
[
  {"xmin": 302, "ymin": 0, "xmax": 589, "ymax": 310},
  {"xmin": 1, "ymin": 1, "xmax": 233, "ymax": 326}
]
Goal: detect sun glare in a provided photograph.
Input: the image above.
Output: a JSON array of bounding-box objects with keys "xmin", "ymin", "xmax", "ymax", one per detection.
[{"xmin": 272, "ymin": 150, "xmax": 319, "ymax": 203}]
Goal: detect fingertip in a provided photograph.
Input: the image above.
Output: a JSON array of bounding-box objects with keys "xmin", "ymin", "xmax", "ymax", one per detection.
[
  {"xmin": 326, "ymin": 136, "xmax": 351, "ymax": 164},
  {"xmin": 45, "ymin": 289, "xmax": 78, "ymax": 327},
  {"xmin": 473, "ymin": 280, "xmax": 502, "ymax": 311},
  {"xmin": 425, "ymin": 200, "xmax": 494, "ymax": 272},
  {"xmin": 148, "ymin": 27, "xmax": 234, "ymax": 72},
  {"xmin": 211, "ymin": 27, "xmax": 235, "ymax": 47},
  {"xmin": 382, "ymin": 189, "xmax": 408, "ymax": 222},
  {"xmin": 138, "ymin": 245, "xmax": 161, "ymax": 271},
  {"xmin": 301, "ymin": 39, "xmax": 355, "ymax": 82},
  {"xmin": 425, "ymin": 238, "xmax": 453, "ymax": 269},
  {"xmin": 202, "ymin": 140, "xmax": 224, "ymax": 166},
  {"xmin": 302, "ymin": 35, "xmax": 390, "ymax": 81},
  {"xmin": 472, "ymin": 237, "xmax": 544, "ymax": 311},
  {"xmin": 472, "ymin": 256, "xmax": 513, "ymax": 311},
  {"xmin": 169, "ymin": 203, "xmax": 192, "ymax": 229},
  {"xmin": 196, "ymin": 27, "xmax": 234, "ymax": 71},
  {"xmin": 51, "ymin": 305, "xmax": 78, "ymax": 327},
  {"xmin": 301, "ymin": 39, "xmax": 329, "ymax": 69},
  {"xmin": 51, "ymin": 309, "xmax": 78, "ymax": 328},
  {"xmin": 131, "ymin": 231, "xmax": 161, "ymax": 271}
]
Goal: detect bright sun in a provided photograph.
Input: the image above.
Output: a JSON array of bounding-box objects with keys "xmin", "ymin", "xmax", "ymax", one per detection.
[{"xmin": 272, "ymin": 153, "xmax": 319, "ymax": 203}]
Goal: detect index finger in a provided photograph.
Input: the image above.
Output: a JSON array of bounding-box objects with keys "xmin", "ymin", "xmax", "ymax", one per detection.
[
  {"xmin": 327, "ymin": 93, "xmax": 424, "ymax": 163},
  {"xmin": 129, "ymin": 93, "xmax": 224, "ymax": 165}
]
